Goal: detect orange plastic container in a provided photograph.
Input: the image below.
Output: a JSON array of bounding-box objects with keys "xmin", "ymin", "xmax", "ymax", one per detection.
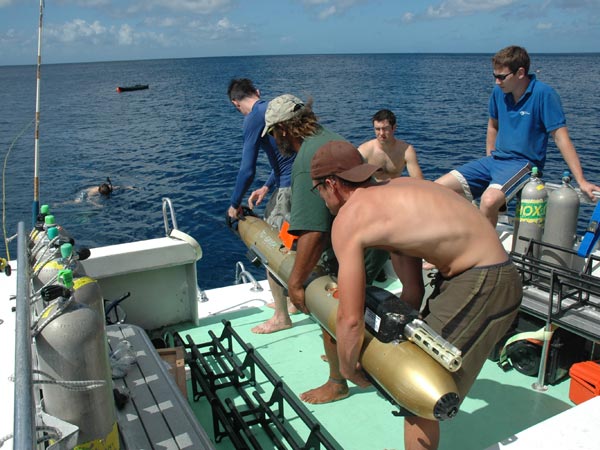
[{"xmin": 569, "ymin": 361, "xmax": 600, "ymax": 405}]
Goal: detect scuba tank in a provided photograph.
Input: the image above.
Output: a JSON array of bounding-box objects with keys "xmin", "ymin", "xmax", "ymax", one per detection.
[
  {"xmin": 512, "ymin": 167, "xmax": 548, "ymax": 257},
  {"xmin": 33, "ymin": 242, "xmax": 88, "ymax": 294},
  {"xmin": 29, "ymin": 204, "xmax": 51, "ymax": 248},
  {"xmin": 30, "ymin": 214, "xmax": 58, "ymax": 257},
  {"xmin": 33, "ymin": 242, "xmax": 75, "ymax": 315},
  {"xmin": 541, "ymin": 171, "xmax": 581, "ymax": 269},
  {"xmin": 35, "ymin": 269, "xmax": 118, "ymax": 448},
  {"xmin": 30, "ymin": 214, "xmax": 75, "ymax": 264},
  {"xmin": 72, "ymin": 273, "xmax": 106, "ymax": 323},
  {"xmin": 30, "ymin": 225, "xmax": 60, "ymax": 270}
]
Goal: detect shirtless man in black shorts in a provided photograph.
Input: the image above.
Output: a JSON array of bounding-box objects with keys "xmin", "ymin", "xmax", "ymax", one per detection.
[{"xmin": 306, "ymin": 140, "xmax": 522, "ymax": 450}]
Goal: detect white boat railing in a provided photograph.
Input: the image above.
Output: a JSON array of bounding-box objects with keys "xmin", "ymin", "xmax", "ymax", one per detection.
[
  {"xmin": 162, "ymin": 197, "xmax": 179, "ymax": 236},
  {"xmin": 13, "ymin": 222, "xmax": 36, "ymax": 449},
  {"xmin": 235, "ymin": 261, "xmax": 263, "ymax": 292}
]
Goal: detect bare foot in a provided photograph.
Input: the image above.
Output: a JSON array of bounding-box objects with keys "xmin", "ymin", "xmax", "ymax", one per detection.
[
  {"xmin": 422, "ymin": 260, "xmax": 437, "ymax": 271},
  {"xmin": 265, "ymin": 300, "xmax": 300, "ymax": 315},
  {"xmin": 300, "ymin": 378, "xmax": 349, "ymax": 404},
  {"xmin": 251, "ymin": 316, "xmax": 292, "ymax": 334}
]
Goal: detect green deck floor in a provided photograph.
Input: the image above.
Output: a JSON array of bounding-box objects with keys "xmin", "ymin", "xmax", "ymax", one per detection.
[{"xmin": 170, "ymin": 305, "xmax": 573, "ymax": 450}]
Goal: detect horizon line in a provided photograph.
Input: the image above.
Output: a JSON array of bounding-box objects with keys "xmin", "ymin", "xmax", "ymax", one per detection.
[{"xmin": 2, "ymin": 50, "xmax": 600, "ymax": 68}]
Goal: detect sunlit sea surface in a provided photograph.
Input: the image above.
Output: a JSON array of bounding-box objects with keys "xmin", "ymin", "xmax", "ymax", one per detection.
[{"xmin": 1, "ymin": 54, "xmax": 599, "ymax": 289}]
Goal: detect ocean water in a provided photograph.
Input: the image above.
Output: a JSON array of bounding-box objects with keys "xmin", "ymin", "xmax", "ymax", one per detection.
[{"xmin": 1, "ymin": 54, "xmax": 599, "ymax": 289}]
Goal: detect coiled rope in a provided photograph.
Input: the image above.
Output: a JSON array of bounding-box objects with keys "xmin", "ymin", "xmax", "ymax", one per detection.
[{"xmin": 2, "ymin": 119, "xmax": 34, "ymax": 261}]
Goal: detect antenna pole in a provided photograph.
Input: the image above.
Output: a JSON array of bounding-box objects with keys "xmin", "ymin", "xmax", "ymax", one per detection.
[{"xmin": 32, "ymin": 0, "xmax": 44, "ymax": 227}]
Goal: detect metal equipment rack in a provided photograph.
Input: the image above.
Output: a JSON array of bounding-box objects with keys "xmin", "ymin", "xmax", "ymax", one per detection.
[
  {"xmin": 511, "ymin": 239, "xmax": 600, "ymax": 342},
  {"xmin": 175, "ymin": 320, "xmax": 339, "ymax": 450},
  {"xmin": 510, "ymin": 238, "xmax": 600, "ymax": 390}
]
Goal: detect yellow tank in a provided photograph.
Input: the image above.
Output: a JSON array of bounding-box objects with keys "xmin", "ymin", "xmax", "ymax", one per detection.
[{"xmin": 236, "ymin": 215, "xmax": 460, "ymax": 420}]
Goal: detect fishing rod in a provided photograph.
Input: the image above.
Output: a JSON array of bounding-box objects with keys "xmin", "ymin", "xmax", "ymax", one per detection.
[{"xmin": 32, "ymin": 0, "xmax": 45, "ymax": 227}]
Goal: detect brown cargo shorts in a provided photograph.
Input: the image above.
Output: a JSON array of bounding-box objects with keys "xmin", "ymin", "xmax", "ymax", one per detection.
[{"xmin": 424, "ymin": 260, "xmax": 522, "ymax": 399}]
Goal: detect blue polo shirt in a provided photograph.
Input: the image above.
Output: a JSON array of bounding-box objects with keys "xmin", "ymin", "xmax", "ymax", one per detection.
[
  {"xmin": 230, "ymin": 100, "xmax": 294, "ymax": 209},
  {"xmin": 489, "ymin": 74, "xmax": 566, "ymax": 170}
]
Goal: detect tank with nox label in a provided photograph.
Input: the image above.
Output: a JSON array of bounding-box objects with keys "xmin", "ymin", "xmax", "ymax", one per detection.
[
  {"xmin": 236, "ymin": 214, "xmax": 461, "ymax": 421},
  {"xmin": 513, "ymin": 167, "xmax": 548, "ymax": 257}
]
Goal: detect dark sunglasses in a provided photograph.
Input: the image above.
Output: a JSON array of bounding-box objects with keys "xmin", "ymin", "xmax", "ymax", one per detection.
[{"xmin": 493, "ymin": 70, "xmax": 517, "ymax": 81}]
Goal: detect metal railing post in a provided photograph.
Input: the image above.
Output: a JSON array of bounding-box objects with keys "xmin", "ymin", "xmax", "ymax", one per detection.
[{"xmin": 14, "ymin": 221, "xmax": 36, "ymax": 449}]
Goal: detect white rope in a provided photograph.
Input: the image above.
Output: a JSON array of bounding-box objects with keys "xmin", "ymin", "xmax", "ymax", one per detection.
[
  {"xmin": 0, "ymin": 433, "xmax": 13, "ymax": 448},
  {"xmin": 9, "ymin": 370, "xmax": 106, "ymax": 391},
  {"xmin": 1, "ymin": 119, "xmax": 34, "ymax": 261},
  {"xmin": 32, "ymin": 370, "xmax": 106, "ymax": 391}
]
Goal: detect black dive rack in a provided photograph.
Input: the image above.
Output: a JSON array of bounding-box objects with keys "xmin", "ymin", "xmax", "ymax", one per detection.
[
  {"xmin": 172, "ymin": 321, "xmax": 339, "ymax": 450},
  {"xmin": 510, "ymin": 237, "xmax": 600, "ymax": 343}
]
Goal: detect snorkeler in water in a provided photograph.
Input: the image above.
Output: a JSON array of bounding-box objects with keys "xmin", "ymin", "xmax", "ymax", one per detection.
[
  {"xmin": 73, "ymin": 177, "xmax": 134, "ymax": 207},
  {"xmin": 98, "ymin": 177, "xmax": 113, "ymax": 196}
]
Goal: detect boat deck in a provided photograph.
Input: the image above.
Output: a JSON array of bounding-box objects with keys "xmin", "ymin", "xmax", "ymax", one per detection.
[
  {"xmin": 3, "ymin": 270, "xmax": 600, "ymax": 449},
  {"xmin": 159, "ymin": 280, "xmax": 592, "ymax": 450}
]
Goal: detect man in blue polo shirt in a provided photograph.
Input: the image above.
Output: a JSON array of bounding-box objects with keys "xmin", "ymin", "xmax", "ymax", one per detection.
[{"xmin": 436, "ymin": 45, "xmax": 599, "ymax": 226}]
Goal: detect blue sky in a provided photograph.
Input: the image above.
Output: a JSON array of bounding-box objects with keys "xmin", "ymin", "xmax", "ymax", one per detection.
[{"xmin": 1, "ymin": 0, "xmax": 599, "ymax": 65}]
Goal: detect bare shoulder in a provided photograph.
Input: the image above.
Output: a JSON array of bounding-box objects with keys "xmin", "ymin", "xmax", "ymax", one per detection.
[
  {"xmin": 334, "ymin": 189, "xmax": 379, "ymax": 239},
  {"xmin": 393, "ymin": 139, "xmax": 410, "ymax": 152},
  {"xmin": 404, "ymin": 144, "xmax": 420, "ymax": 161},
  {"xmin": 335, "ymin": 183, "xmax": 410, "ymax": 246},
  {"xmin": 338, "ymin": 184, "xmax": 392, "ymax": 219},
  {"xmin": 358, "ymin": 139, "xmax": 377, "ymax": 156}
]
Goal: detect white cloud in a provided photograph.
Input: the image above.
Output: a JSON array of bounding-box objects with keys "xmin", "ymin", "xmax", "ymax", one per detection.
[
  {"xmin": 302, "ymin": 0, "xmax": 366, "ymax": 19},
  {"xmin": 319, "ymin": 5, "xmax": 337, "ymax": 19},
  {"xmin": 143, "ymin": 17, "xmax": 179, "ymax": 28},
  {"xmin": 70, "ymin": 0, "xmax": 112, "ymax": 6},
  {"xmin": 187, "ymin": 16, "xmax": 247, "ymax": 41},
  {"xmin": 46, "ymin": 19, "xmax": 108, "ymax": 44},
  {"xmin": 57, "ymin": 0, "xmax": 231, "ymax": 12},
  {"xmin": 553, "ymin": 0, "xmax": 600, "ymax": 9},
  {"xmin": 131, "ymin": 0, "xmax": 233, "ymax": 15},
  {"xmin": 215, "ymin": 17, "xmax": 235, "ymax": 30},
  {"xmin": 0, "ymin": 28, "xmax": 18, "ymax": 44},
  {"xmin": 402, "ymin": 12, "xmax": 415, "ymax": 23},
  {"xmin": 211, "ymin": 17, "xmax": 244, "ymax": 39},
  {"xmin": 425, "ymin": 0, "xmax": 517, "ymax": 19},
  {"xmin": 114, "ymin": 26, "xmax": 171, "ymax": 46},
  {"xmin": 44, "ymin": 18, "xmax": 171, "ymax": 47},
  {"xmin": 117, "ymin": 23, "xmax": 134, "ymax": 45}
]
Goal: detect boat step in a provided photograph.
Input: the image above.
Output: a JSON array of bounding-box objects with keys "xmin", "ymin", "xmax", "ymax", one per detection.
[{"xmin": 106, "ymin": 323, "xmax": 214, "ymax": 449}]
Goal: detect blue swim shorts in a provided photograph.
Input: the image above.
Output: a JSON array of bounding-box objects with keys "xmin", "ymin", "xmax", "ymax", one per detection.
[{"xmin": 450, "ymin": 156, "xmax": 532, "ymax": 202}]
